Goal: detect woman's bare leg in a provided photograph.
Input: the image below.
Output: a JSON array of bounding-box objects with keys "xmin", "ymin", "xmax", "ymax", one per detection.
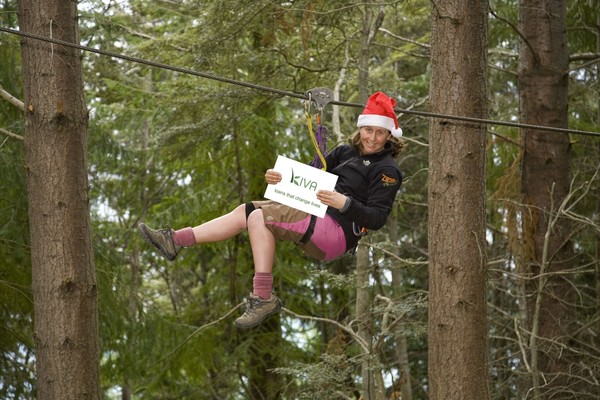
[
  {"xmin": 190, "ymin": 204, "xmax": 276, "ymax": 301},
  {"xmin": 246, "ymin": 208, "xmax": 276, "ymax": 274},
  {"xmin": 189, "ymin": 204, "xmax": 275, "ymax": 271},
  {"xmin": 191, "ymin": 204, "xmax": 248, "ymax": 243}
]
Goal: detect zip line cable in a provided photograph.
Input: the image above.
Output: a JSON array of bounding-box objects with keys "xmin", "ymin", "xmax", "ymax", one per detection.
[{"xmin": 1, "ymin": 26, "xmax": 599, "ymax": 138}]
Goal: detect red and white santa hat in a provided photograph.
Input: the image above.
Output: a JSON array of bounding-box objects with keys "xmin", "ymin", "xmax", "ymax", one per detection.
[{"xmin": 356, "ymin": 92, "xmax": 403, "ymax": 138}]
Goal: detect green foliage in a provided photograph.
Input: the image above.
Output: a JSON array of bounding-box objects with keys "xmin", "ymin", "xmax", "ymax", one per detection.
[
  {"xmin": 1, "ymin": 0, "xmax": 599, "ymax": 398},
  {"xmin": 274, "ymin": 353, "xmax": 362, "ymax": 399},
  {"xmin": 0, "ymin": 3, "xmax": 34, "ymax": 398},
  {"xmin": 4, "ymin": 0, "xmax": 434, "ymax": 397},
  {"xmin": 0, "ymin": 140, "xmax": 34, "ymax": 399}
]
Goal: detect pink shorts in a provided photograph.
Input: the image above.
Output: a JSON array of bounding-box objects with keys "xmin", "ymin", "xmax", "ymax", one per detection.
[{"xmin": 251, "ymin": 200, "xmax": 346, "ymax": 261}]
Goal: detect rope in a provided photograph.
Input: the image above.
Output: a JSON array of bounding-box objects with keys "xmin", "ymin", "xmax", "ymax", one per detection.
[
  {"xmin": 1, "ymin": 26, "xmax": 599, "ymax": 139},
  {"xmin": 314, "ymin": 123, "xmax": 328, "ymax": 167},
  {"xmin": 305, "ymin": 112, "xmax": 327, "ymax": 170}
]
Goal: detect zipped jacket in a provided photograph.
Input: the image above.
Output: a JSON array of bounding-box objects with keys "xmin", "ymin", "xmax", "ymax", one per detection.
[{"xmin": 324, "ymin": 143, "xmax": 403, "ymax": 251}]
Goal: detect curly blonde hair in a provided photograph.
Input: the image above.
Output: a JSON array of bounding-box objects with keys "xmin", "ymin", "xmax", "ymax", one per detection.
[{"xmin": 348, "ymin": 129, "xmax": 406, "ymax": 158}]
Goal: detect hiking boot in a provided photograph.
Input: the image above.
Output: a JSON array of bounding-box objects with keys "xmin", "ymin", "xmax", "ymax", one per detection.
[
  {"xmin": 234, "ymin": 292, "xmax": 282, "ymax": 329},
  {"xmin": 138, "ymin": 223, "xmax": 181, "ymax": 261}
]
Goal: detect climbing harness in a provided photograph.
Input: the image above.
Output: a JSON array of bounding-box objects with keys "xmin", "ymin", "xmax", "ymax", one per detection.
[{"xmin": 304, "ymin": 87, "xmax": 334, "ymax": 170}]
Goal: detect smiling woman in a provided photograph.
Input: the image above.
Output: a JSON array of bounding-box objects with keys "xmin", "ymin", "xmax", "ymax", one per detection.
[
  {"xmin": 139, "ymin": 91, "xmax": 406, "ymax": 330},
  {"xmin": 359, "ymin": 126, "xmax": 392, "ymax": 154}
]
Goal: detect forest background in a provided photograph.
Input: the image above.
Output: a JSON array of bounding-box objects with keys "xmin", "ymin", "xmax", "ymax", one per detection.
[{"xmin": 1, "ymin": 0, "xmax": 599, "ymax": 399}]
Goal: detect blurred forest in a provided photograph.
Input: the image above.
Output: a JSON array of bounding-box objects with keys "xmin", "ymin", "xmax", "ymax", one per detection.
[{"xmin": 1, "ymin": 0, "xmax": 599, "ymax": 399}]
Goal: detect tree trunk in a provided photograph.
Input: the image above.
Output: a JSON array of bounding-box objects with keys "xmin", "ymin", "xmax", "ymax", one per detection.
[
  {"xmin": 358, "ymin": 2, "xmax": 384, "ymax": 102},
  {"xmin": 518, "ymin": 1, "xmax": 577, "ymax": 397},
  {"xmin": 427, "ymin": 1, "xmax": 490, "ymax": 399},
  {"xmin": 18, "ymin": 1, "xmax": 100, "ymax": 399},
  {"xmin": 595, "ymin": 9, "xmax": 600, "ymax": 355},
  {"xmin": 388, "ymin": 215, "xmax": 413, "ymax": 400},
  {"xmin": 355, "ymin": 245, "xmax": 376, "ymax": 399},
  {"xmin": 355, "ymin": 3, "xmax": 386, "ymax": 398},
  {"xmin": 245, "ymin": 98, "xmax": 282, "ymax": 400}
]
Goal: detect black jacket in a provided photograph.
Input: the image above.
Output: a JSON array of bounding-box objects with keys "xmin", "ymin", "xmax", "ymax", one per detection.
[{"xmin": 324, "ymin": 143, "xmax": 403, "ymax": 251}]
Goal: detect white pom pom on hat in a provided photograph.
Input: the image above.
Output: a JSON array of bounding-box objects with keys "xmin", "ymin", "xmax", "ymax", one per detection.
[{"xmin": 356, "ymin": 92, "xmax": 403, "ymax": 138}]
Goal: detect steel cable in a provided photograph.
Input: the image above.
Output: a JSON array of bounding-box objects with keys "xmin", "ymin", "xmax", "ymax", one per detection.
[{"xmin": 1, "ymin": 25, "xmax": 598, "ymax": 138}]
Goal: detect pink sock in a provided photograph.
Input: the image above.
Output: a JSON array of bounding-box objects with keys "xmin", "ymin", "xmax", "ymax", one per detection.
[
  {"xmin": 173, "ymin": 227, "xmax": 196, "ymax": 247},
  {"xmin": 252, "ymin": 272, "xmax": 273, "ymax": 300}
]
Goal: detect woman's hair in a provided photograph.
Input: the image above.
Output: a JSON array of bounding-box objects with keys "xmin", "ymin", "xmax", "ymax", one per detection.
[{"xmin": 349, "ymin": 129, "xmax": 406, "ymax": 158}]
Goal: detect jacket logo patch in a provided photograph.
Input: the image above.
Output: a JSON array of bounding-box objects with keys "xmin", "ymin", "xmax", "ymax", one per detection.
[{"xmin": 381, "ymin": 174, "xmax": 397, "ymax": 186}]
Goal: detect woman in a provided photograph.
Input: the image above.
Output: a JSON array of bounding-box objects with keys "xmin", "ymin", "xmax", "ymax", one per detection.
[{"xmin": 139, "ymin": 91, "xmax": 405, "ymax": 329}]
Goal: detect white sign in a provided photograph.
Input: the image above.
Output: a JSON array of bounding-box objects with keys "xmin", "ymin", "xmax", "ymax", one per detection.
[{"xmin": 264, "ymin": 155, "xmax": 338, "ymax": 218}]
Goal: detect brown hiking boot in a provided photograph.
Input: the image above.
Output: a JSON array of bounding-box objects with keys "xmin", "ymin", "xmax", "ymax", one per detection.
[
  {"xmin": 139, "ymin": 223, "xmax": 181, "ymax": 261},
  {"xmin": 234, "ymin": 292, "xmax": 282, "ymax": 329}
]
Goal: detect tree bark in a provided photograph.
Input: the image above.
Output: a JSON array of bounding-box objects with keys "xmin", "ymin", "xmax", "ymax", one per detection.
[
  {"xmin": 518, "ymin": 1, "xmax": 577, "ymax": 397},
  {"xmin": 427, "ymin": 1, "xmax": 490, "ymax": 399},
  {"xmin": 355, "ymin": 3, "xmax": 389, "ymax": 398},
  {"xmin": 388, "ymin": 215, "xmax": 413, "ymax": 400},
  {"xmin": 355, "ymin": 245, "xmax": 377, "ymax": 399},
  {"xmin": 595, "ymin": 8, "xmax": 600, "ymax": 356},
  {"xmin": 18, "ymin": 1, "xmax": 100, "ymax": 399}
]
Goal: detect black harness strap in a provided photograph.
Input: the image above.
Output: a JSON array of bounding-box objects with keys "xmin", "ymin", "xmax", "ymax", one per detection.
[{"xmin": 299, "ymin": 215, "xmax": 317, "ymax": 244}]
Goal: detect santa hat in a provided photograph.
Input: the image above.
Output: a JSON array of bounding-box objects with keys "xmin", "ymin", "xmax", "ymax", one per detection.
[{"xmin": 356, "ymin": 92, "xmax": 403, "ymax": 138}]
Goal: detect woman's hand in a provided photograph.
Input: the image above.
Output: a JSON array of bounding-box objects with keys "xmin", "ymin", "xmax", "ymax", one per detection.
[
  {"xmin": 265, "ymin": 169, "xmax": 282, "ymax": 185},
  {"xmin": 316, "ymin": 190, "xmax": 348, "ymax": 210}
]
